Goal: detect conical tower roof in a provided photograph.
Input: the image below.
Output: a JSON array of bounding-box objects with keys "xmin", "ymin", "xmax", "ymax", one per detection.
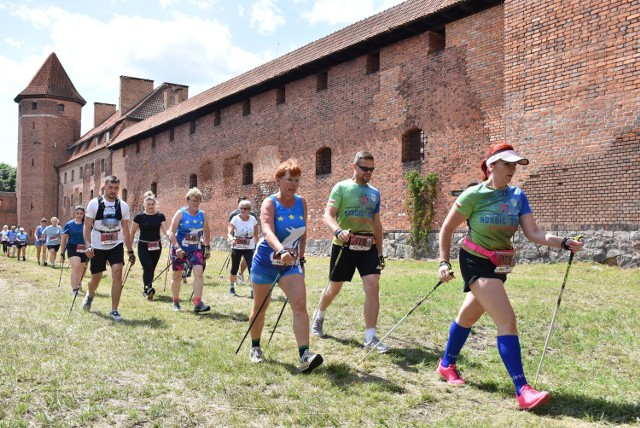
[{"xmin": 14, "ymin": 52, "xmax": 86, "ymax": 105}]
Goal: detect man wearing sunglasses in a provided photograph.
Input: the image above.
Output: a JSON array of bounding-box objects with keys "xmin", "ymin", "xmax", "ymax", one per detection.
[{"xmin": 312, "ymin": 151, "xmax": 389, "ymax": 353}]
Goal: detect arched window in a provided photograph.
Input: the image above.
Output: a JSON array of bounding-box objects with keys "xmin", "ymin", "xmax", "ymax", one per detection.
[
  {"xmin": 90, "ymin": 190, "xmax": 94, "ymax": 199},
  {"xmin": 242, "ymin": 163, "xmax": 253, "ymax": 185},
  {"xmin": 79, "ymin": 166, "xmax": 84, "ymax": 179},
  {"xmin": 151, "ymin": 182, "xmax": 158, "ymax": 197},
  {"xmin": 316, "ymin": 147, "xmax": 332, "ymax": 176},
  {"xmin": 189, "ymin": 174, "xmax": 198, "ymax": 189},
  {"xmin": 90, "ymin": 163, "xmax": 95, "ymax": 176},
  {"xmin": 402, "ymin": 129, "xmax": 426, "ymax": 163},
  {"xmin": 122, "ymin": 189, "xmax": 128, "ymax": 202},
  {"xmin": 79, "ymin": 192, "xmax": 83, "ymax": 205}
]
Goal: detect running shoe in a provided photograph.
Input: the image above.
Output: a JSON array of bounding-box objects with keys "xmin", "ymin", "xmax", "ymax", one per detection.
[
  {"xmin": 249, "ymin": 346, "xmax": 264, "ymax": 363},
  {"xmin": 43, "ymin": 262, "xmax": 48, "ymax": 267},
  {"xmin": 516, "ymin": 384, "xmax": 551, "ymax": 410},
  {"xmin": 72, "ymin": 288, "xmax": 79, "ymax": 296},
  {"xmin": 193, "ymin": 301, "xmax": 211, "ymax": 313},
  {"xmin": 437, "ymin": 358, "xmax": 465, "ymax": 385},
  {"xmin": 143, "ymin": 287, "xmax": 155, "ymax": 301},
  {"xmin": 238, "ymin": 273, "xmax": 245, "ymax": 285},
  {"xmin": 109, "ymin": 310, "xmax": 123, "ymax": 322},
  {"xmin": 311, "ymin": 313, "xmax": 325, "ymax": 337},
  {"xmin": 298, "ymin": 349, "xmax": 324, "ymax": 373},
  {"xmin": 363, "ymin": 336, "xmax": 390, "ymax": 354},
  {"xmin": 82, "ymin": 293, "xmax": 93, "ymax": 311},
  {"xmin": 172, "ymin": 302, "xmax": 182, "ymax": 311},
  {"xmin": 229, "ymin": 287, "xmax": 236, "ymax": 297}
]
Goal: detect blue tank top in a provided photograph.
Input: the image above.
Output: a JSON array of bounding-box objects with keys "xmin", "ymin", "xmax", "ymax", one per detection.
[
  {"xmin": 36, "ymin": 225, "xmax": 45, "ymax": 239},
  {"xmin": 254, "ymin": 194, "xmax": 306, "ymax": 266},
  {"xmin": 176, "ymin": 207, "xmax": 205, "ymax": 250},
  {"xmin": 62, "ymin": 220, "xmax": 85, "ymax": 245}
]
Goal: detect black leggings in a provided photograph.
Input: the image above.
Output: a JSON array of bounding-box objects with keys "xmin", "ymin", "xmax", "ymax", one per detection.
[
  {"xmin": 230, "ymin": 249, "xmax": 254, "ymax": 275},
  {"xmin": 138, "ymin": 242, "xmax": 163, "ymax": 288}
]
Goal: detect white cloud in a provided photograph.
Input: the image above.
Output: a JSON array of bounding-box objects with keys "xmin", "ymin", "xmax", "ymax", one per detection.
[
  {"xmin": 4, "ymin": 37, "xmax": 23, "ymax": 49},
  {"xmin": 250, "ymin": 0, "xmax": 285, "ymax": 35},
  {"xmin": 302, "ymin": 0, "xmax": 403, "ymax": 25}
]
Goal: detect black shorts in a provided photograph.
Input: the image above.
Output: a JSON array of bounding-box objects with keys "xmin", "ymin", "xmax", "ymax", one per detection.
[
  {"xmin": 459, "ymin": 248, "xmax": 508, "ymax": 292},
  {"xmin": 47, "ymin": 244, "xmax": 60, "ymax": 251},
  {"xmin": 329, "ymin": 243, "xmax": 380, "ymax": 282},
  {"xmin": 66, "ymin": 244, "xmax": 89, "ymax": 263},
  {"xmin": 90, "ymin": 243, "xmax": 124, "ymax": 274},
  {"xmin": 18, "ymin": 242, "xmax": 27, "ymax": 248}
]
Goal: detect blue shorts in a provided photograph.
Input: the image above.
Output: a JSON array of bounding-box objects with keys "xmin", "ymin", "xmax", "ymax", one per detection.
[
  {"xmin": 35, "ymin": 240, "xmax": 43, "ymax": 247},
  {"xmin": 250, "ymin": 262, "xmax": 302, "ymax": 285}
]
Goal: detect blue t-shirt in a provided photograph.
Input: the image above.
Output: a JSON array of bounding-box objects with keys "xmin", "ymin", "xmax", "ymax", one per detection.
[
  {"xmin": 176, "ymin": 207, "xmax": 205, "ymax": 251},
  {"xmin": 62, "ymin": 220, "xmax": 85, "ymax": 246},
  {"xmin": 7, "ymin": 231, "xmax": 17, "ymax": 243},
  {"xmin": 17, "ymin": 232, "xmax": 27, "ymax": 243},
  {"xmin": 254, "ymin": 194, "xmax": 305, "ymax": 267}
]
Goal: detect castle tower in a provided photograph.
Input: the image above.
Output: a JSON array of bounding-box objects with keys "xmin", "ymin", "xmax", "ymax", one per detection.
[{"xmin": 14, "ymin": 53, "xmax": 85, "ymax": 234}]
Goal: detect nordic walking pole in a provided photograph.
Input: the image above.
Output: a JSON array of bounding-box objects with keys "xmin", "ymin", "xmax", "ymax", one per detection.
[
  {"xmin": 267, "ymin": 297, "xmax": 288, "ymax": 346},
  {"xmin": 69, "ymin": 265, "xmax": 85, "ymax": 314},
  {"xmin": 236, "ymin": 267, "xmax": 286, "ymax": 354},
  {"xmin": 57, "ymin": 258, "xmax": 66, "ymax": 287},
  {"xmin": 219, "ymin": 250, "xmax": 231, "ymax": 275},
  {"xmin": 163, "ymin": 252, "xmax": 171, "ymax": 292},
  {"xmin": 312, "ymin": 243, "xmax": 347, "ymax": 321},
  {"xmin": 121, "ymin": 262, "xmax": 134, "ymax": 290},
  {"xmin": 359, "ymin": 272, "xmax": 453, "ymax": 364},
  {"xmin": 534, "ymin": 236, "xmax": 583, "ymax": 386},
  {"xmin": 335, "ymin": 286, "xmax": 364, "ymax": 322}
]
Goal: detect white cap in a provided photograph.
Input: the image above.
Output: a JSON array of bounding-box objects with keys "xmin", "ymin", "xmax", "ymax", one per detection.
[{"xmin": 486, "ymin": 149, "xmax": 529, "ymax": 166}]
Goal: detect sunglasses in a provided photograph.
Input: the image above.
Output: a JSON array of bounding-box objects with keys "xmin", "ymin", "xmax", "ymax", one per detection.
[
  {"xmin": 239, "ymin": 207, "xmax": 250, "ymax": 211},
  {"xmin": 356, "ymin": 164, "xmax": 375, "ymax": 173}
]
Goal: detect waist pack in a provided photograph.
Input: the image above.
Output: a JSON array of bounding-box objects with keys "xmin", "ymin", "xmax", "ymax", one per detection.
[{"xmin": 463, "ymin": 237, "xmax": 516, "ymax": 274}]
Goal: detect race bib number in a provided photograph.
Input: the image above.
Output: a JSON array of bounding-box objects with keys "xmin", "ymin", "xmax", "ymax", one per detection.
[
  {"xmin": 100, "ymin": 231, "xmax": 117, "ymax": 245},
  {"xmin": 185, "ymin": 233, "xmax": 199, "ymax": 245},
  {"xmin": 76, "ymin": 244, "xmax": 87, "ymax": 253},
  {"xmin": 147, "ymin": 241, "xmax": 161, "ymax": 251},
  {"xmin": 233, "ymin": 237, "xmax": 251, "ymax": 249},
  {"xmin": 349, "ymin": 234, "xmax": 374, "ymax": 251},
  {"xmin": 492, "ymin": 250, "xmax": 516, "ymax": 274},
  {"xmin": 271, "ymin": 248, "xmax": 298, "ymax": 266}
]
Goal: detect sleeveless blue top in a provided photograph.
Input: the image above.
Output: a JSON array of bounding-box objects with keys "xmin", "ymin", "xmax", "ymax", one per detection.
[
  {"xmin": 176, "ymin": 207, "xmax": 205, "ymax": 250},
  {"xmin": 254, "ymin": 194, "xmax": 306, "ymax": 266}
]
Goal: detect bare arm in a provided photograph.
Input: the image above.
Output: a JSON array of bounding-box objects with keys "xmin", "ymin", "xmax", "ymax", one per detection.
[
  {"xmin": 373, "ymin": 213, "xmax": 383, "ymax": 254},
  {"xmin": 121, "ymin": 219, "xmax": 133, "ymax": 253},
  {"xmin": 323, "ymin": 205, "xmax": 350, "ymax": 243},
  {"xmin": 59, "ymin": 233, "xmax": 68, "ymax": 259},
  {"xmin": 438, "ymin": 205, "xmax": 468, "ymax": 282},
  {"xmin": 166, "ymin": 210, "xmax": 182, "ymax": 247},
  {"xmin": 83, "ymin": 217, "xmax": 94, "ymax": 257},
  {"xmin": 202, "ymin": 215, "xmax": 211, "ymax": 246},
  {"xmin": 260, "ymin": 198, "xmax": 281, "ymax": 251},
  {"xmin": 520, "ymin": 214, "xmax": 583, "ymax": 252}
]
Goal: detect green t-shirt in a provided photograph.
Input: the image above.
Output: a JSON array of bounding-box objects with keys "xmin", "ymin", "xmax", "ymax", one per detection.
[
  {"xmin": 327, "ymin": 179, "xmax": 381, "ymax": 245},
  {"xmin": 455, "ymin": 183, "xmax": 532, "ymax": 253}
]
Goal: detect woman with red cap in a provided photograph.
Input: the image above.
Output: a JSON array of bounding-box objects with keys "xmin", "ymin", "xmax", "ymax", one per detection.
[{"xmin": 435, "ymin": 143, "xmax": 583, "ymax": 410}]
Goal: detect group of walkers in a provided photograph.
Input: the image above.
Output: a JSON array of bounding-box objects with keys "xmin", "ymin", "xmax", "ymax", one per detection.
[
  {"xmin": 1, "ymin": 224, "xmax": 28, "ymax": 260},
  {"xmin": 8, "ymin": 145, "xmax": 583, "ymax": 410}
]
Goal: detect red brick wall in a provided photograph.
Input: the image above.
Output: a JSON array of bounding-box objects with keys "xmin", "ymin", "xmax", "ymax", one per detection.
[
  {"xmin": 0, "ymin": 192, "xmax": 18, "ymax": 230},
  {"xmin": 111, "ymin": 6, "xmax": 506, "ymax": 239},
  {"xmin": 504, "ymin": 0, "xmax": 640, "ymax": 230},
  {"xmin": 16, "ymin": 98, "xmax": 82, "ymax": 235}
]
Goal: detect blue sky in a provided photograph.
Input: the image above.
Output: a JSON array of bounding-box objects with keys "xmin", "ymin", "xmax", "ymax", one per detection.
[{"xmin": 0, "ymin": 0, "xmax": 404, "ymax": 167}]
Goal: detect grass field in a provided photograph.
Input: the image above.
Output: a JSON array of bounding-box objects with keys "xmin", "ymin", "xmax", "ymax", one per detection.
[{"xmin": 0, "ymin": 249, "xmax": 638, "ymax": 427}]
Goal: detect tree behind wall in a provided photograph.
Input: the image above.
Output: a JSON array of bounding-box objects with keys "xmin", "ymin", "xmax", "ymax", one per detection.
[{"xmin": 0, "ymin": 163, "xmax": 16, "ymax": 192}]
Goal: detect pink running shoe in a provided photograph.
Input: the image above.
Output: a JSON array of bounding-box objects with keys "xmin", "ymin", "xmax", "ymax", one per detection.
[
  {"xmin": 517, "ymin": 384, "xmax": 551, "ymax": 410},
  {"xmin": 437, "ymin": 358, "xmax": 465, "ymax": 385}
]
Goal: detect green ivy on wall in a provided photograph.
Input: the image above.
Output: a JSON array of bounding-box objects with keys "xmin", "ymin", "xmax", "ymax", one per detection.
[{"xmin": 405, "ymin": 170, "xmax": 438, "ymax": 252}]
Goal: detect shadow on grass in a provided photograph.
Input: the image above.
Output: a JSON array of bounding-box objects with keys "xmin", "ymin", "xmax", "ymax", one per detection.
[
  {"xmin": 92, "ymin": 312, "xmax": 169, "ymax": 328},
  {"xmin": 474, "ymin": 380, "xmax": 640, "ymax": 424},
  {"xmin": 385, "ymin": 346, "xmax": 441, "ymax": 372}
]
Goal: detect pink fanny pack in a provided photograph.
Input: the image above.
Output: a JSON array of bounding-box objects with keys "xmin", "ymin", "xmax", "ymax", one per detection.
[{"xmin": 463, "ymin": 237, "xmax": 516, "ymax": 273}]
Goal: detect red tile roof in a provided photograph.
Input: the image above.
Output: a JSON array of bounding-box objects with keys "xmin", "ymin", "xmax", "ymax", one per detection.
[
  {"xmin": 14, "ymin": 53, "xmax": 86, "ymax": 105},
  {"xmin": 111, "ymin": 0, "xmax": 468, "ymax": 147}
]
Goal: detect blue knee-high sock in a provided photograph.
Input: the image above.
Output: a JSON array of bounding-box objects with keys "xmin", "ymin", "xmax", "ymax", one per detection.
[
  {"xmin": 497, "ymin": 335, "xmax": 528, "ymax": 395},
  {"xmin": 442, "ymin": 321, "xmax": 472, "ymax": 367}
]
